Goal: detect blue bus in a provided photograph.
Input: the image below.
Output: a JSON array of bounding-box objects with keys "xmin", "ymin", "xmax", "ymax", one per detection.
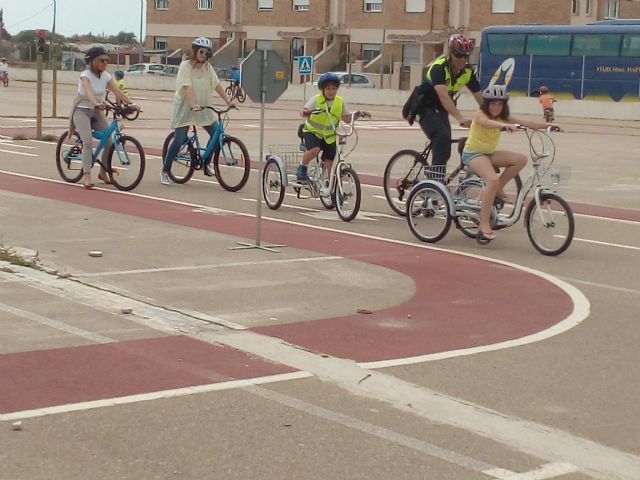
[{"xmin": 479, "ymin": 23, "xmax": 640, "ymax": 101}]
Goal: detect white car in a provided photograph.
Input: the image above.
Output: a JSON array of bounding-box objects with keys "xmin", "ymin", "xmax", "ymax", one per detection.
[
  {"xmin": 313, "ymin": 72, "xmax": 375, "ymax": 88},
  {"xmin": 126, "ymin": 63, "xmax": 166, "ymax": 76}
]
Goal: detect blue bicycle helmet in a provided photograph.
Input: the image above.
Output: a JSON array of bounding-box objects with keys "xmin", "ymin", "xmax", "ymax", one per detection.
[
  {"xmin": 114, "ymin": 70, "xmax": 124, "ymax": 79},
  {"xmin": 317, "ymin": 72, "xmax": 341, "ymax": 90}
]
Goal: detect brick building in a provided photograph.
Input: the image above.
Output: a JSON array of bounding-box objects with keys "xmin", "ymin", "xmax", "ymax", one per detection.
[{"xmin": 145, "ymin": 0, "xmax": 640, "ymax": 88}]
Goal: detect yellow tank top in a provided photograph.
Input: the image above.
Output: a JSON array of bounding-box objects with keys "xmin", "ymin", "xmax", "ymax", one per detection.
[{"xmin": 463, "ymin": 119, "xmax": 504, "ymax": 154}]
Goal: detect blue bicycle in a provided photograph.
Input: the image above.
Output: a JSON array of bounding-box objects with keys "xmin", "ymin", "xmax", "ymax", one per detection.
[
  {"xmin": 160, "ymin": 105, "xmax": 250, "ymax": 191},
  {"xmin": 55, "ymin": 101, "xmax": 145, "ymax": 191}
]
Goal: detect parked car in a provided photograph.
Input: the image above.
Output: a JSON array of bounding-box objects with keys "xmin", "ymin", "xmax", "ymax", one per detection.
[
  {"xmin": 312, "ymin": 72, "xmax": 375, "ymax": 88},
  {"xmin": 159, "ymin": 65, "xmax": 179, "ymax": 76},
  {"xmin": 126, "ymin": 63, "xmax": 166, "ymax": 76}
]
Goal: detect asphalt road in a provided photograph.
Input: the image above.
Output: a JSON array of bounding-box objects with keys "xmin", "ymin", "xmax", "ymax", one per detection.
[{"xmin": 0, "ymin": 80, "xmax": 639, "ymax": 480}]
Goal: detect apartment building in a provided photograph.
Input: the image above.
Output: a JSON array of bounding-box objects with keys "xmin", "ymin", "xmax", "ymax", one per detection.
[{"xmin": 146, "ymin": 0, "xmax": 640, "ymax": 88}]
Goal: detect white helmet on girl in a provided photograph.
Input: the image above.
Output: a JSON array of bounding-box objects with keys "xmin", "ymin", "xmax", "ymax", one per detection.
[
  {"xmin": 192, "ymin": 37, "xmax": 212, "ymax": 51},
  {"xmin": 482, "ymin": 84, "xmax": 509, "ymax": 101}
]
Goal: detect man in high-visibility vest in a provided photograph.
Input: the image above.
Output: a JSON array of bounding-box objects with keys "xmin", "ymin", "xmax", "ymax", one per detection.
[{"xmin": 413, "ymin": 34, "xmax": 484, "ymax": 171}]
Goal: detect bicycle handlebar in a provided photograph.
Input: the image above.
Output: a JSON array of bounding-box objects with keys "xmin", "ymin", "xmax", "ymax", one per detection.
[
  {"xmin": 191, "ymin": 105, "xmax": 238, "ymax": 115},
  {"xmin": 104, "ymin": 98, "xmax": 140, "ymax": 121}
]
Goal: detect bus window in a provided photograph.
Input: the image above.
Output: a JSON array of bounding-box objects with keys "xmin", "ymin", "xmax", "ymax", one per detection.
[
  {"xmin": 487, "ymin": 34, "xmax": 525, "ymax": 55},
  {"xmin": 621, "ymin": 35, "xmax": 640, "ymax": 56},
  {"xmin": 572, "ymin": 34, "xmax": 621, "ymax": 56},
  {"xmin": 526, "ymin": 34, "xmax": 571, "ymax": 56}
]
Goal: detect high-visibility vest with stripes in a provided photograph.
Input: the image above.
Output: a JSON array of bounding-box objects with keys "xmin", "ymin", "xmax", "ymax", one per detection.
[
  {"xmin": 426, "ymin": 56, "xmax": 472, "ymax": 95},
  {"xmin": 304, "ymin": 94, "xmax": 343, "ymax": 144}
]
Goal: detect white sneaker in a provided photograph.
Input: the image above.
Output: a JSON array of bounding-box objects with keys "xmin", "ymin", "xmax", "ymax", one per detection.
[
  {"xmin": 160, "ymin": 172, "xmax": 171, "ymax": 185},
  {"xmin": 205, "ymin": 164, "xmax": 215, "ymax": 177}
]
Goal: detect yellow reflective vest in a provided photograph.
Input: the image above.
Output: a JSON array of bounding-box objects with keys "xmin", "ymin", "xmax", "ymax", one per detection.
[
  {"xmin": 304, "ymin": 94, "xmax": 344, "ymax": 144},
  {"xmin": 426, "ymin": 56, "xmax": 473, "ymax": 95}
]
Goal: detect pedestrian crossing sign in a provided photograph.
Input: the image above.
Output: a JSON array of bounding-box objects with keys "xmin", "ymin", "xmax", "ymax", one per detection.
[{"xmin": 298, "ymin": 56, "xmax": 313, "ymax": 75}]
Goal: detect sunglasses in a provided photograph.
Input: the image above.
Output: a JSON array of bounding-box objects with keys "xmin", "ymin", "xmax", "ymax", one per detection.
[
  {"xmin": 452, "ymin": 52, "xmax": 470, "ymax": 59},
  {"xmin": 197, "ymin": 48, "xmax": 211, "ymax": 57}
]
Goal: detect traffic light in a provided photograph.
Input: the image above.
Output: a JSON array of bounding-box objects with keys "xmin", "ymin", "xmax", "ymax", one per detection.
[{"xmin": 36, "ymin": 29, "xmax": 46, "ymax": 54}]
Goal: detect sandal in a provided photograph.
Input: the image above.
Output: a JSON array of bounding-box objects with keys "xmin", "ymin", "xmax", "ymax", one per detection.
[
  {"xmin": 83, "ymin": 182, "xmax": 95, "ymax": 189},
  {"xmin": 98, "ymin": 172, "xmax": 112, "ymax": 184},
  {"xmin": 477, "ymin": 229, "xmax": 496, "ymax": 244},
  {"xmin": 495, "ymin": 192, "xmax": 512, "ymax": 204}
]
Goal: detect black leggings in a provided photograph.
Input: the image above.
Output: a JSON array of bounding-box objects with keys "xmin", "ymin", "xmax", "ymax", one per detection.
[{"xmin": 418, "ymin": 107, "xmax": 452, "ymax": 167}]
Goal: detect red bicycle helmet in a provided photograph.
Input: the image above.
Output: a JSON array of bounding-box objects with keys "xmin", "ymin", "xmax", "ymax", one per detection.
[{"xmin": 449, "ymin": 34, "xmax": 474, "ymax": 56}]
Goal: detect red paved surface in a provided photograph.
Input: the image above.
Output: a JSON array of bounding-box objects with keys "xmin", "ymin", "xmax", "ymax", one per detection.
[{"xmin": 0, "ymin": 336, "xmax": 294, "ymax": 414}]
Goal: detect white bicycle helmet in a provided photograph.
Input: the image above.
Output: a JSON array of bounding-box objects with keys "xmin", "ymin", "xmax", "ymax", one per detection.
[
  {"xmin": 482, "ymin": 84, "xmax": 509, "ymax": 101},
  {"xmin": 192, "ymin": 37, "xmax": 213, "ymax": 51}
]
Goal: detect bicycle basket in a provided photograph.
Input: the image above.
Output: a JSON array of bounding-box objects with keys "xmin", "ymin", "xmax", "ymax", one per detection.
[
  {"xmin": 268, "ymin": 144, "xmax": 304, "ymax": 169},
  {"xmin": 541, "ymin": 166, "xmax": 572, "ymax": 187}
]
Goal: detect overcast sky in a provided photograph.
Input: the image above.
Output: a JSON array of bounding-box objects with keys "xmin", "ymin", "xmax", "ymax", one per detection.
[{"xmin": 1, "ymin": 0, "xmax": 146, "ymax": 38}]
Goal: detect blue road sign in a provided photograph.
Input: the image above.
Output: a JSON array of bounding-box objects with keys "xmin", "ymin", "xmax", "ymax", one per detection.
[{"xmin": 298, "ymin": 56, "xmax": 313, "ymax": 75}]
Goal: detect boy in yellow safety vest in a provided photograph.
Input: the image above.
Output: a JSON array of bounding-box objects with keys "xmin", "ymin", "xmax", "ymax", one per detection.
[{"xmin": 297, "ymin": 73, "xmax": 357, "ymax": 183}]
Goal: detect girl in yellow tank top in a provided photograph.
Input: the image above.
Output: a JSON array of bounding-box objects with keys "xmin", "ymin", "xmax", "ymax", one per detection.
[{"xmin": 461, "ymin": 85, "xmax": 556, "ymax": 241}]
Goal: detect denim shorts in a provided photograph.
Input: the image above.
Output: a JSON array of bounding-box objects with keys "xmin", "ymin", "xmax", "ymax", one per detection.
[{"xmin": 461, "ymin": 150, "xmax": 492, "ymax": 166}]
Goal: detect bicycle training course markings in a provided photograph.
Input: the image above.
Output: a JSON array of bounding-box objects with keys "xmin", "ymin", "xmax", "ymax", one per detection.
[{"xmin": 0, "ymin": 172, "xmax": 588, "ymax": 414}]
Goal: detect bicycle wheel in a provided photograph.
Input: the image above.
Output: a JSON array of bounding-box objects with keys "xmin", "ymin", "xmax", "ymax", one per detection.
[
  {"xmin": 213, "ymin": 136, "xmax": 250, "ymax": 192},
  {"xmin": 383, "ymin": 149, "xmax": 424, "ymax": 216},
  {"xmin": 236, "ymin": 88, "xmax": 246, "ymax": 103},
  {"xmin": 55, "ymin": 131, "xmax": 84, "ymax": 183},
  {"xmin": 525, "ymin": 192, "xmax": 574, "ymax": 256},
  {"xmin": 263, "ymin": 158, "xmax": 285, "ymax": 210},
  {"xmin": 335, "ymin": 166, "xmax": 361, "ymax": 222},
  {"xmin": 225, "ymin": 85, "xmax": 233, "ymax": 97},
  {"xmin": 161, "ymin": 131, "xmax": 197, "ymax": 184},
  {"xmin": 406, "ymin": 182, "xmax": 452, "ymax": 243},
  {"xmin": 319, "ymin": 162, "xmax": 335, "ymax": 210},
  {"xmin": 453, "ymin": 177, "xmax": 483, "ymax": 238},
  {"xmin": 107, "ymin": 135, "xmax": 145, "ymax": 191}
]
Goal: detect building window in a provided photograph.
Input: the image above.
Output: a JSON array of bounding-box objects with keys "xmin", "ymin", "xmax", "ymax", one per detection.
[
  {"xmin": 197, "ymin": 0, "xmax": 212, "ymax": 10},
  {"xmin": 572, "ymin": 0, "xmax": 579, "ymax": 15},
  {"xmin": 155, "ymin": 0, "xmax": 168, "ymax": 9},
  {"xmin": 362, "ymin": 43, "xmax": 381, "ymax": 61},
  {"xmin": 605, "ymin": 0, "xmax": 619, "ymax": 19},
  {"xmin": 405, "ymin": 0, "xmax": 426, "ymax": 12},
  {"xmin": 492, "ymin": 0, "xmax": 515, "ymax": 14},
  {"xmin": 364, "ymin": 0, "xmax": 382, "ymax": 13},
  {"xmin": 293, "ymin": 0, "xmax": 310, "ymax": 11},
  {"xmin": 292, "ymin": 38, "xmax": 304, "ymax": 57},
  {"xmin": 155, "ymin": 37, "xmax": 167, "ymax": 50},
  {"xmin": 585, "ymin": 0, "xmax": 592, "ymax": 15},
  {"xmin": 258, "ymin": 0, "xmax": 273, "ymax": 11}
]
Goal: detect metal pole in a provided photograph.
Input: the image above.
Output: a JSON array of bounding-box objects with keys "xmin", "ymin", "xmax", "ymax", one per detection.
[
  {"xmin": 140, "ymin": 0, "xmax": 144, "ymax": 62},
  {"xmin": 255, "ymin": 48, "xmax": 267, "ymax": 246},
  {"xmin": 37, "ymin": 53, "xmax": 43, "ymax": 139},
  {"xmin": 52, "ymin": 0, "xmax": 57, "ymax": 117},
  {"xmin": 379, "ymin": 0, "xmax": 386, "ymax": 89}
]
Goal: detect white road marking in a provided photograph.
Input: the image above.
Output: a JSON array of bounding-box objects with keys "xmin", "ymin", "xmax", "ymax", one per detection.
[
  {"xmin": 72, "ymin": 255, "xmax": 342, "ymax": 278},
  {"xmin": 0, "ymin": 372, "xmax": 311, "ymax": 422},
  {"xmin": 575, "ymin": 213, "xmax": 640, "ymax": 226},
  {"xmin": 0, "ymin": 141, "xmax": 36, "ymax": 149},
  {"xmin": 573, "ymin": 236, "xmax": 640, "ymax": 251},
  {"xmin": 0, "ymin": 148, "xmax": 38, "ymax": 157},
  {"xmin": 0, "ymin": 301, "xmax": 113, "ymax": 344},
  {"xmin": 560, "ymin": 277, "xmax": 640, "ymax": 295},
  {"xmin": 484, "ymin": 462, "xmax": 580, "ymax": 479}
]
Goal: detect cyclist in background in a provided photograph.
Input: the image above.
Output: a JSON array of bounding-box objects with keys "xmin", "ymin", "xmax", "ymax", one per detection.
[
  {"xmin": 68, "ymin": 46, "xmax": 137, "ymax": 189},
  {"xmin": 114, "ymin": 70, "xmax": 128, "ymax": 97},
  {"xmin": 231, "ymin": 65, "xmax": 241, "ymax": 89},
  {"xmin": 161, "ymin": 36, "xmax": 235, "ymax": 186},
  {"xmin": 538, "ymin": 85, "xmax": 557, "ymax": 122},
  {"xmin": 0, "ymin": 58, "xmax": 9, "ymax": 85},
  {"xmin": 296, "ymin": 73, "xmax": 361, "ymax": 183},
  {"xmin": 413, "ymin": 34, "xmax": 483, "ymax": 172}
]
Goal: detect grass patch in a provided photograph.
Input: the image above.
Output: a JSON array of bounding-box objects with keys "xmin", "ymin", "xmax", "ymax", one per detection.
[
  {"xmin": 39, "ymin": 134, "xmax": 58, "ymax": 142},
  {"xmin": 12, "ymin": 134, "xmax": 28, "ymax": 140}
]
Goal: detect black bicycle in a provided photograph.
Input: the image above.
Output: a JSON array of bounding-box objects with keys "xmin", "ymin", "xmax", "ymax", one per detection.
[{"xmin": 383, "ymin": 138, "xmax": 522, "ymax": 217}]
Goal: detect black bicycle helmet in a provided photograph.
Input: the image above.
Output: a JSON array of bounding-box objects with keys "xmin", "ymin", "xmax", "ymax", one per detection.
[
  {"xmin": 84, "ymin": 46, "xmax": 108, "ymax": 64},
  {"xmin": 317, "ymin": 72, "xmax": 340, "ymax": 90}
]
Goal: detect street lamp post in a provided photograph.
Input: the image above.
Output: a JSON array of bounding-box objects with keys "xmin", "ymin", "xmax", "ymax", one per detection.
[
  {"xmin": 379, "ymin": 0, "xmax": 386, "ymax": 89},
  {"xmin": 139, "ymin": 0, "xmax": 145, "ymax": 63},
  {"xmin": 52, "ymin": 0, "xmax": 57, "ymax": 117}
]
